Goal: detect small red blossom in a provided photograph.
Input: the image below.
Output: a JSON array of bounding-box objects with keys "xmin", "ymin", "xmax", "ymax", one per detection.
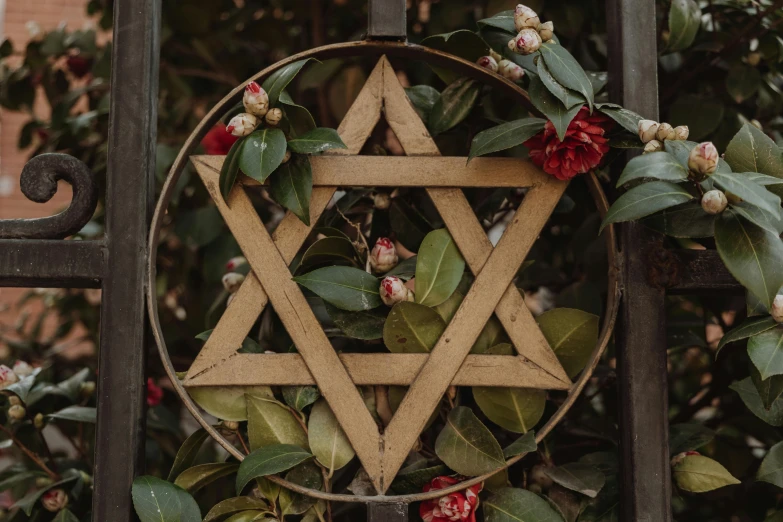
[
  {"xmin": 524, "ymin": 106, "xmax": 612, "ymax": 181},
  {"xmin": 420, "ymin": 476, "xmax": 483, "ymax": 522},
  {"xmin": 201, "ymin": 123, "xmax": 239, "ymax": 155},
  {"xmin": 246, "ymin": 81, "xmax": 262, "ymax": 94},
  {"xmin": 146, "ymin": 378, "xmax": 164, "ymax": 407}
]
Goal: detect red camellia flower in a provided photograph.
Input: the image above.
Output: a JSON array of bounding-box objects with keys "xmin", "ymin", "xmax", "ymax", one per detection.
[
  {"xmin": 201, "ymin": 123, "xmax": 239, "ymax": 155},
  {"xmin": 524, "ymin": 106, "xmax": 612, "ymax": 181},
  {"xmin": 420, "ymin": 476, "xmax": 483, "ymax": 522},
  {"xmin": 146, "ymin": 378, "xmax": 164, "ymax": 407}
]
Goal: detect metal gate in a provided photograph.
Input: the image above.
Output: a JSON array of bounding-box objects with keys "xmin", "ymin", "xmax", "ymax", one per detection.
[{"xmin": 0, "ymin": 0, "xmax": 741, "ymax": 520}]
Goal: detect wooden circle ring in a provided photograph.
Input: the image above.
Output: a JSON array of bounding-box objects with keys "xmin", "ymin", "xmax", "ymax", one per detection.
[{"xmin": 146, "ymin": 40, "xmax": 621, "ymax": 504}]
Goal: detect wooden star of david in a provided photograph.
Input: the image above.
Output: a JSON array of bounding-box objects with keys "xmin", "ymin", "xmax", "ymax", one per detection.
[{"xmin": 184, "ymin": 56, "xmax": 571, "ymax": 493}]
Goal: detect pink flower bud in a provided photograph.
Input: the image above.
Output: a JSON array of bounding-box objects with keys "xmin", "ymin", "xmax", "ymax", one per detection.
[
  {"xmin": 265, "ymin": 108, "xmax": 283, "ymax": 126},
  {"xmin": 222, "ymin": 272, "xmax": 245, "ymax": 293},
  {"xmin": 0, "ymin": 366, "xmax": 19, "ymax": 390},
  {"xmin": 243, "ymin": 81, "xmax": 269, "ymax": 117},
  {"xmin": 226, "ymin": 113, "xmax": 259, "ymax": 137},
  {"xmin": 701, "ymin": 190, "xmax": 728, "ymax": 215},
  {"xmin": 688, "ymin": 142, "xmax": 719, "ymax": 177},
  {"xmin": 537, "ymin": 21, "xmax": 554, "ymax": 42},
  {"xmin": 7, "ymin": 404, "xmax": 25, "ymax": 421},
  {"xmin": 772, "ymin": 295, "xmax": 783, "ymax": 323},
  {"xmin": 674, "ymin": 125, "xmax": 689, "ymax": 140},
  {"xmin": 380, "ymin": 276, "xmax": 413, "ymax": 306},
  {"xmin": 12, "ymin": 361, "xmax": 32, "ymax": 378},
  {"xmin": 41, "ymin": 488, "xmax": 68, "ymax": 512},
  {"xmin": 370, "ymin": 238, "xmax": 399, "ymax": 273},
  {"xmin": 225, "ymin": 256, "xmax": 247, "ymax": 272},
  {"xmin": 656, "ymin": 123, "xmax": 675, "ymax": 141},
  {"xmin": 643, "ymin": 140, "xmax": 663, "ymax": 154},
  {"xmin": 514, "ymin": 4, "xmax": 540, "ymax": 31},
  {"xmin": 513, "ymin": 28, "xmax": 543, "ymax": 55},
  {"xmin": 476, "ymin": 56, "xmax": 499, "ymax": 72},
  {"xmin": 498, "ymin": 59, "xmax": 525, "ymax": 82},
  {"xmin": 638, "ymin": 119, "xmax": 659, "ymax": 143}
]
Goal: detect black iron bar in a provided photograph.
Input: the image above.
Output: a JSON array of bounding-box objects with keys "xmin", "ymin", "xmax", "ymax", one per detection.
[{"xmin": 0, "ymin": 240, "xmax": 104, "ymax": 288}]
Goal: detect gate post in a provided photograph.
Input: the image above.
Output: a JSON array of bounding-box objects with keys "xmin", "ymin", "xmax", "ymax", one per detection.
[
  {"xmin": 92, "ymin": 0, "xmax": 160, "ymax": 519},
  {"xmin": 606, "ymin": 0, "xmax": 673, "ymax": 520}
]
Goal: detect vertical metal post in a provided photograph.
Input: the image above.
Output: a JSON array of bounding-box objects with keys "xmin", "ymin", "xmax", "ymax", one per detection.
[
  {"xmin": 368, "ymin": 503, "xmax": 409, "ymax": 522},
  {"xmin": 367, "ymin": 0, "xmax": 407, "ymax": 40},
  {"xmin": 606, "ymin": 0, "xmax": 673, "ymax": 520},
  {"xmin": 92, "ymin": 0, "xmax": 160, "ymax": 519}
]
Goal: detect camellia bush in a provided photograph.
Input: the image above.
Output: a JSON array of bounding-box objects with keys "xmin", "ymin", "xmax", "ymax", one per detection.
[{"xmin": 1, "ymin": 0, "xmax": 783, "ymax": 521}]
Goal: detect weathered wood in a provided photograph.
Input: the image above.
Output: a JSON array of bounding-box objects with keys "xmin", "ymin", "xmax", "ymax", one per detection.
[
  {"xmin": 0, "ymin": 240, "xmax": 104, "ymax": 288},
  {"xmin": 668, "ymin": 249, "xmax": 742, "ymax": 294},
  {"xmin": 368, "ymin": 503, "xmax": 409, "ymax": 522},
  {"xmin": 184, "ymin": 353, "xmax": 571, "ymax": 388},
  {"xmin": 367, "ymin": 0, "xmax": 407, "ymax": 40}
]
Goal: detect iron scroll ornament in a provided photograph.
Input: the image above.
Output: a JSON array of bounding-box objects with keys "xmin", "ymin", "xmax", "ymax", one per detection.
[
  {"xmin": 147, "ymin": 40, "xmax": 621, "ymax": 503},
  {"xmin": 0, "ymin": 153, "xmax": 98, "ymax": 240}
]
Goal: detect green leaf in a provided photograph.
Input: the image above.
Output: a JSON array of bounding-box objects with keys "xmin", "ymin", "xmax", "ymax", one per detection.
[
  {"xmin": 236, "ymin": 444, "xmax": 313, "ymax": 494},
  {"xmin": 238, "ymin": 128, "xmax": 287, "ymax": 183},
  {"xmin": 537, "ymin": 59, "xmax": 584, "ymax": 109},
  {"xmin": 0, "ymin": 470, "xmax": 45, "ymax": 493},
  {"xmin": 477, "ymin": 11, "xmax": 516, "ymax": 33},
  {"xmin": 434, "ymin": 406, "xmax": 505, "ymax": 476},
  {"xmin": 428, "ymin": 77, "xmax": 481, "ymax": 136},
  {"xmin": 758, "ymin": 441, "xmax": 783, "ymax": 487},
  {"xmin": 667, "ymin": 0, "xmax": 701, "ymax": 52},
  {"xmin": 503, "ymin": 431, "xmax": 537, "ymax": 458},
  {"xmin": 262, "ymin": 58, "xmax": 316, "ymax": 107},
  {"xmin": 246, "ymin": 394, "xmax": 308, "ymax": 451},
  {"xmin": 711, "ymin": 171, "xmax": 781, "ymax": 217},
  {"xmin": 727, "ymin": 64, "xmax": 762, "ymax": 103},
  {"xmin": 748, "ymin": 327, "xmax": 783, "ymax": 380},
  {"xmin": 544, "ymin": 463, "xmax": 605, "ymax": 498},
  {"xmin": 537, "ymin": 308, "xmax": 600, "ymax": 378},
  {"xmin": 415, "ymin": 229, "xmax": 465, "ymax": 307},
  {"xmin": 53, "ymin": 510, "xmax": 80, "ymax": 522},
  {"xmin": 616, "ymin": 152, "xmax": 689, "ymax": 187},
  {"xmin": 293, "ymin": 266, "xmax": 381, "ymax": 311},
  {"xmin": 731, "ymin": 201, "xmax": 783, "ymax": 236},
  {"xmin": 714, "ymin": 211, "xmax": 783, "ymax": 310},
  {"xmin": 279, "ymin": 91, "xmax": 316, "ymax": 138},
  {"xmin": 224, "ymin": 510, "xmax": 268, "ymax": 522},
  {"xmin": 473, "ymin": 387, "xmax": 545, "ymax": 433},
  {"xmin": 47, "ymin": 406, "xmax": 96, "ymax": 423},
  {"xmin": 204, "ymin": 497, "xmax": 272, "ymax": 522},
  {"xmin": 601, "ymin": 181, "xmax": 694, "ymax": 232},
  {"xmin": 282, "ymin": 386, "xmax": 320, "ymax": 412},
  {"xmin": 484, "ymin": 487, "xmax": 566, "ymax": 522},
  {"xmin": 383, "ymin": 301, "xmax": 446, "ymax": 353},
  {"xmin": 325, "ymin": 302, "xmax": 386, "ymax": 340},
  {"xmin": 279, "ymin": 462, "xmax": 322, "ymax": 516},
  {"xmin": 538, "ymin": 43, "xmax": 594, "ymax": 111},
  {"xmin": 468, "ymin": 118, "xmax": 546, "ymax": 162},
  {"xmin": 188, "ymin": 385, "xmax": 273, "ymax": 422},
  {"xmin": 174, "ymin": 462, "xmax": 240, "ymax": 493},
  {"xmin": 287, "ymin": 128, "xmax": 347, "ymax": 154},
  {"xmin": 131, "ymin": 476, "xmax": 201, "ymax": 522},
  {"xmin": 422, "ymin": 30, "xmax": 489, "ymax": 84},
  {"xmin": 731, "ymin": 377, "xmax": 783, "ymax": 426},
  {"xmin": 219, "ymin": 136, "xmax": 245, "ymax": 200},
  {"xmin": 308, "ymin": 399, "xmax": 355, "ymax": 473},
  {"xmin": 669, "ymin": 423, "xmax": 715, "ymax": 454},
  {"xmin": 528, "ymin": 74, "xmax": 582, "ymax": 142},
  {"xmin": 168, "ymin": 428, "xmax": 210, "ymax": 481},
  {"xmin": 3, "ymin": 371, "xmax": 40, "ymax": 403},
  {"xmin": 724, "ymin": 124, "xmax": 783, "ymax": 178},
  {"xmin": 673, "ymin": 454, "xmax": 739, "ymax": 492},
  {"xmin": 640, "ymin": 202, "xmax": 716, "ymax": 238},
  {"xmin": 668, "ymin": 97, "xmax": 724, "ymax": 141},
  {"xmin": 405, "ymin": 85, "xmax": 440, "ymax": 123},
  {"xmin": 300, "ymin": 237, "xmax": 358, "ymax": 269},
  {"xmin": 751, "ymin": 364, "xmax": 783, "ymax": 411},
  {"xmin": 390, "ymin": 464, "xmax": 450, "ymax": 494},
  {"xmin": 268, "ymin": 155, "xmax": 313, "ymax": 226},
  {"xmin": 596, "ymin": 104, "xmax": 645, "ymax": 134}
]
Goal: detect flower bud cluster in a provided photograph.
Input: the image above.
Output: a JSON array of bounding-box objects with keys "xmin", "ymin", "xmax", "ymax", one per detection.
[
  {"xmin": 505, "ymin": 5, "xmax": 554, "ymax": 56},
  {"xmin": 475, "ymin": 55, "xmax": 525, "ymax": 82},
  {"xmin": 225, "ymin": 82, "xmax": 286, "ymax": 138},
  {"xmin": 639, "ymin": 119, "xmax": 689, "ymax": 154}
]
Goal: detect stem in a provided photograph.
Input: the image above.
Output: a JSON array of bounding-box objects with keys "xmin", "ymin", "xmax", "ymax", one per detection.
[
  {"xmin": 336, "ymin": 206, "xmax": 372, "ymax": 272},
  {"xmin": 0, "ymin": 423, "xmax": 59, "ymax": 480},
  {"xmin": 236, "ymin": 430, "xmax": 251, "ymax": 455}
]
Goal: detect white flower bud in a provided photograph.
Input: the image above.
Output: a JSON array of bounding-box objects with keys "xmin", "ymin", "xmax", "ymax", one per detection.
[
  {"xmin": 243, "ymin": 81, "xmax": 269, "ymax": 117},
  {"xmin": 498, "ymin": 59, "xmax": 525, "ymax": 82},
  {"xmin": 688, "ymin": 142, "xmax": 719, "ymax": 177},
  {"xmin": 265, "ymin": 108, "xmax": 283, "ymax": 126},
  {"xmin": 638, "ymin": 119, "xmax": 660, "ymax": 143},
  {"xmin": 34, "ymin": 413, "xmax": 44, "ymax": 429},
  {"xmin": 772, "ymin": 295, "xmax": 783, "ymax": 323},
  {"xmin": 226, "ymin": 113, "xmax": 259, "ymax": 137},
  {"xmin": 12, "ymin": 361, "xmax": 32, "ymax": 378},
  {"xmin": 537, "ymin": 21, "xmax": 554, "ymax": 42},
  {"xmin": 225, "ymin": 256, "xmax": 247, "ymax": 272},
  {"xmin": 674, "ymin": 125, "xmax": 689, "ymax": 140},
  {"xmin": 373, "ymin": 193, "xmax": 391, "ymax": 210},
  {"xmin": 643, "ymin": 140, "xmax": 663, "ymax": 154},
  {"xmin": 8, "ymin": 396, "xmax": 20, "ymax": 407},
  {"xmin": 514, "ymin": 4, "xmax": 540, "ymax": 31},
  {"xmin": 222, "ymin": 272, "xmax": 245, "ymax": 293},
  {"xmin": 380, "ymin": 276, "xmax": 414, "ymax": 306},
  {"xmin": 513, "ymin": 28, "xmax": 543, "ymax": 55},
  {"xmin": 0, "ymin": 366, "xmax": 19, "ymax": 390},
  {"xmin": 222, "ymin": 420, "xmax": 240, "ymax": 431},
  {"xmin": 701, "ymin": 190, "xmax": 728, "ymax": 215},
  {"xmin": 282, "ymin": 150, "xmax": 291, "ymax": 163},
  {"xmin": 80, "ymin": 381, "xmax": 96, "ymax": 398},
  {"xmin": 370, "ymin": 238, "xmax": 399, "ymax": 273},
  {"xmin": 489, "ymin": 49, "xmax": 502, "ymax": 62},
  {"xmin": 656, "ymin": 123, "xmax": 675, "ymax": 141},
  {"xmin": 476, "ymin": 56, "xmax": 499, "ymax": 72},
  {"xmin": 41, "ymin": 489, "xmax": 68, "ymax": 512},
  {"xmin": 7, "ymin": 405, "xmax": 25, "ymax": 421}
]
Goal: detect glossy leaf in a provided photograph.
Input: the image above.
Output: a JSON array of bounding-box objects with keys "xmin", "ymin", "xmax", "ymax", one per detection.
[
  {"xmin": 219, "ymin": 136, "xmax": 245, "ymax": 200},
  {"xmin": 300, "ymin": 237, "xmax": 358, "ymax": 269},
  {"xmin": 484, "ymin": 487, "xmax": 566, "ymax": 522},
  {"xmin": 528, "ymin": 74, "xmax": 582, "ymax": 142},
  {"xmin": 405, "ymin": 85, "xmax": 441, "ymax": 123},
  {"xmin": 282, "ymin": 386, "xmax": 320, "ymax": 412},
  {"xmin": 53, "ymin": 510, "xmax": 80, "ymax": 522},
  {"xmin": 47, "ymin": 405, "xmax": 96, "ymax": 423},
  {"xmin": 714, "ymin": 211, "xmax": 783, "ymax": 311},
  {"xmin": 731, "ymin": 377, "xmax": 783, "ymax": 426},
  {"xmin": 751, "ymin": 364, "xmax": 783, "ymax": 411},
  {"xmin": 596, "ymin": 104, "xmax": 644, "ymax": 134},
  {"xmin": 422, "ymin": 30, "xmax": 489, "ymax": 84},
  {"xmin": 131, "ymin": 476, "xmax": 201, "ymax": 522},
  {"xmin": 279, "ymin": 462, "xmax": 323, "ymax": 516},
  {"xmin": 468, "ymin": 118, "xmax": 546, "ymax": 162},
  {"xmin": 428, "ymin": 77, "xmax": 481, "ymax": 136},
  {"xmin": 287, "ymin": 127, "xmax": 347, "ymax": 154},
  {"xmin": 268, "ymin": 155, "xmax": 313, "ymax": 226},
  {"xmin": 673, "ymin": 454, "xmax": 739, "ymax": 492},
  {"xmin": 473, "ymin": 387, "xmax": 546, "ymax": 433},
  {"xmin": 168, "ymin": 428, "xmax": 210, "ymax": 481},
  {"xmin": 434, "ymin": 406, "xmax": 505, "ymax": 476},
  {"xmin": 730, "ymin": 201, "xmax": 783, "ymax": 236},
  {"xmin": 667, "ymin": 0, "xmax": 701, "ymax": 52},
  {"xmin": 544, "ymin": 463, "xmax": 605, "ymax": 498},
  {"xmin": 725, "ymin": 123, "xmax": 783, "ymax": 178},
  {"xmin": 503, "ymin": 431, "xmax": 537, "ymax": 458},
  {"xmin": 174, "ymin": 462, "xmax": 240, "ymax": 493},
  {"xmin": 224, "ymin": 510, "xmax": 268, "ymax": 522},
  {"xmin": 537, "ymin": 58, "xmax": 584, "ymax": 109},
  {"xmin": 308, "ymin": 399, "xmax": 355, "ymax": 473},
  {"xmin": 390, "ymin": 464, "xmax": 450, "ymax": 495},
  {"xmin": 538, "ymin": 42, "xmax": 594, "ymax": 110},
  {"xmin": 262, "ymin": 58, "xmax": 316, "ymax": 106},
  {"xmin": 601, "ymin": 181, "xmax": 694, "ymax": 232},
  {"xmin": 383, "ymin": 301, "xmax": 446, "ymax": 353},
  {"xmin": 325, "ymin": 302, "xmax": 387, "ymax": 340},
  {"xmin": 188, "ymin": 385, "xmax": 273, "ymax": 421},
  {"xmin": 246, "ymin": 394, "xmax": 308, "ymax": 451},
  {"xmin": 669, "ymin": 97, "xmax": 725, "ymax": 141},
  {"xmin": 293, "ymin": 266, "xmax": 381, "ymax": 311},
  {"xmin": 236, "ymin": 444, "xmax": 313, "ymax": 494},
  {"xmin": 615, "ymin": 152, "xmax": 689, "ymax": 187},
  {"xmin": 640, "ymin": 202, "xmax": 716, "ymax": 238},
  {"xmin": 279, "ymin": 91, "xmax": 316, "ymax": 138},
  {"xmin": 669, "ymin": 423, "xmax": 715, "ymax": 454},
  {"xmin": 477, "ymin": 11, "xmax": 516, "ymax": 33},
  {"xmin": 758, "ymin": 441, "xmax": 783, "ymax": 487},
  {"xmin": 239, "ymin": 128, "xmax": 287, "ymax": 183},
  {"xmin": 415, "ymin": 229, "xmax": 465, "ymax": 307},
  {"xmin": 748, "ymin": 327, "xmax": 783, "ymax": 380},
  {"xmin": 537, "ymin": 308, "xmax": 599, "ymax": 378},
  {"xmin": 727, "ymin": 64, "xmax": 762, "ymax": 103},
  {"xmin": 711, "ymin": 170, "xmax": 781, "ymax": 217}
]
